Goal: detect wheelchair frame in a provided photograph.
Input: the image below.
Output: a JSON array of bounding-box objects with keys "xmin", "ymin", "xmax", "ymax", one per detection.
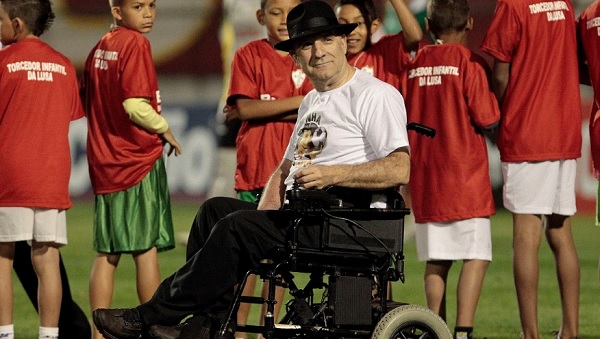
[{"xmin": 217, "ymin": 190, "xmax": 452, "ymax": 339}]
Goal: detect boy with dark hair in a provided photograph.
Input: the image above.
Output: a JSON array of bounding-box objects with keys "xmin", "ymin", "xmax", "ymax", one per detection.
[
  {"xmin": 80, "ymin": 1, "xmax": 182, "ymax": 338},
  {"xmin": 0, "ymin": 1, "xmax": 85, "ymax": 338},
  {"xmin": 402, "ymin": 0, "xmax": 500, "ymax": 338}
]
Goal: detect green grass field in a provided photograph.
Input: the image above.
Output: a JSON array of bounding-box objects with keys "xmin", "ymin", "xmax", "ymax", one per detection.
[{"xmin": 11, "ymin": 201, "xmax": 600, "ymax": 338}]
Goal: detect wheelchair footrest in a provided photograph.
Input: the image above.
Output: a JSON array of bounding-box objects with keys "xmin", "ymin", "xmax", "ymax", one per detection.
[{"xmin": 239, "ymin": 296, "xmax": 265, "ymax": 305}]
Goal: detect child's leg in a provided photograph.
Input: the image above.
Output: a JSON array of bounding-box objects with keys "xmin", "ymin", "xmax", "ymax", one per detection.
[
  {"xmin": 0, "ymin": 242, "xmax": 15, "ymax": 326},
  {"xmin": 513, "ymin": 213, "xmax": 543, "ymax": 339},
  {"xmin": 545, "ymin": 214, "xmax": 579, "ymax": 339},
  {"xmin": 30, "ymin": 241, "xmax": 62, "ymax": 327},
  {"xmin": 132, "ymin": 247, "xmax": 160, "ymax": 303},
  {"xmin": 456, "ymin": 259, "xmax": 489, "ymax": 327},
  {"xmin": 90, "ymin": 252, "xmax": 120, "ymax": 339},
  {"xmin": 235, "ymin": 274, "xmax": 257, "ymax": 339},
  {"xmin": 424, "ymin": 260, "xmax": 452, "ymax": 321}
]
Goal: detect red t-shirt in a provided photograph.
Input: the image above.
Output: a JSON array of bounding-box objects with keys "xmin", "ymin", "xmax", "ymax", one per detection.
[
  {"xmin": 481, "ymin": 0, "xmax": 582, "ymax": 162},
  {"xmin": 578, "ymin": 2, "xmax": 600, "ymax": 177},
  {"xmin": 227, "ymin": 39, "xmax": 313, "ymax": 191},
  {"xmin": 403, "ymin": 43, "xmax": 500, "ymax": 223},
  {"xmin": 346, "ymin": 34, "xmax": 411, "ymax": 90},
  {"xmin": 0, "ymin": 39, "xmax": 84, "ymax": 209},
  {"xmin": 81, "ymin": 27, "xmax": 163, "ymax": 194}
]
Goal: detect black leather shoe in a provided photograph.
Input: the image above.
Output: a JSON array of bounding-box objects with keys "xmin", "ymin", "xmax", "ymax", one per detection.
[
  {"xmin": 177, "ymin": 315, "xmax": 215, "ymax": 339},
  {"xmin": 148, "ymin": 323, "xmax": 186, "ymax": 339},
  {"xmin": 93, "ymin": 308, "xmax": 143, "ymax": 339}
]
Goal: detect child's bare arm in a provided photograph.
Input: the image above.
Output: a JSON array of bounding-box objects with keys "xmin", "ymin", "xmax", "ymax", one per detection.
[
  {"xmin": 577, "ymin": 28, "xmax": 591, "ymax": 86},
  {"xmin": 491, "ymin": 60, "xmax": 510, "ymax": 104},
  {"xmin": 229, "ymin": 96, "xmax": 304, "ymax": 121},
  {"xmin": 161, "ymin": 127, "xmax": 182, "ymax": 156},
  {"xmin": 390, "ymin": 0, "xmax": 423, "ymax": 50}
]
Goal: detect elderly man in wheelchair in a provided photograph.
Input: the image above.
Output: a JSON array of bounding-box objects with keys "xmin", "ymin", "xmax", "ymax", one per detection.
[{"xmin": 92, "ymin": 1, "xmax": 450, "ymax": 338}]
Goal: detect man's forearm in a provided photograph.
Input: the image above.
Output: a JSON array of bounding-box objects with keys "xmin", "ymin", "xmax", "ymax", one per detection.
[
  {"xmin": 293, "ymin": 148, "xmax": 410, "ymax": 190},
  {"xmin": 257, "ymin": 159, "xmax": 292, "ymax": 210},
  {"xmin": 334, "ymin": 148, "xmax": 410, "ymax": 189}
]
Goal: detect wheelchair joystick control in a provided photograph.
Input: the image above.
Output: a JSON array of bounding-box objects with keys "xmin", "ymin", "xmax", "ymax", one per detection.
[{"xmin": 286, "ymin": 184, "xmax": 342, "ymax": 212}]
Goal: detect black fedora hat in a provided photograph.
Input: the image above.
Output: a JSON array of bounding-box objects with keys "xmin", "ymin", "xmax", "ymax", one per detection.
[{"xmin": 275, "ymin": 0, "xmax": 358, "ymax": 52}]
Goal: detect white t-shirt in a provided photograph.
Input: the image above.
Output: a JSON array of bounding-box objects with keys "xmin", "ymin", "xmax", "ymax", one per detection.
[{"xmin": 283, "ymin": 69, "xmax": 409, "ymax": 190}]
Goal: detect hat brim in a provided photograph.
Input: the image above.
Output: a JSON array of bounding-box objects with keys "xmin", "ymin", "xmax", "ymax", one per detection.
[{"xmin": 274, "ymin": 23, "xmax": 358, "ymax": 52}]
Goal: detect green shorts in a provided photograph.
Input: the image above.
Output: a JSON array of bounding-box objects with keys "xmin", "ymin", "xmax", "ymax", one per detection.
[
  {"xmin": 236, "ymin": 190, "xmax": 262, "ymax": 203},
  {"xmin": 93, "ymin": 157, "xmax": 175, "ymax": 253}
]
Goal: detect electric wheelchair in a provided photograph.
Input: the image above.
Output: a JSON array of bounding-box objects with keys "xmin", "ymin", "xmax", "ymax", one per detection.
[{"xmin": 214, "ymin": 124, "xmax": 451, "ymax": 339}]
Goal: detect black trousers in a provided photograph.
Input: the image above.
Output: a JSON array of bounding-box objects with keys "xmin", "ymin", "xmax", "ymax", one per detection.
[
  {"xmin": 13, "ymin": 241, "xmax": 91, "ymax": 339},
  {"xmin": 137, "ymin": 197, "xmax": 321, "ymax": 326}
]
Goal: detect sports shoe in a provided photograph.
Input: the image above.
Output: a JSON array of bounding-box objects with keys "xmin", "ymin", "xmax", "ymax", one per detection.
[
  {"xmin": 93, "ymin": 308, "xmax": 143, "ymax": 339},
  {"xmin": 148, "ymin": 323, "xmax": 186, "ymax": 339},
  {"xmin": 551, "ymin": 330, "xmax": 581, "ymax": 339}
]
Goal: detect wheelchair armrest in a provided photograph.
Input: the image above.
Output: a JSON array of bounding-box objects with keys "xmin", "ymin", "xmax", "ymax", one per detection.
[
  {"xmin": 316, "ymin": 207, "xmax": 410, "ymax": 220},
  {"xmin": 285, "ymin": 186, "xmax": 406, "ymax": 211}
]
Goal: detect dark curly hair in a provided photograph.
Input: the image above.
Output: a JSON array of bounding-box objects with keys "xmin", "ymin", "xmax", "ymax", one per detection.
[
  {"xmin": 1, "ymin": 0, "xmax": 55, "ymax": 37},
  {"xmin": 426, "ymin": 0, "xmax": 469, "ymax": 38}
]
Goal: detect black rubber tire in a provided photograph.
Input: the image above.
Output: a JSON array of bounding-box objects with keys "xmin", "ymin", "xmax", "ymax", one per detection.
[{"xmin": 371, "ymin": 304, "xmax": 453, "ymax": 339}]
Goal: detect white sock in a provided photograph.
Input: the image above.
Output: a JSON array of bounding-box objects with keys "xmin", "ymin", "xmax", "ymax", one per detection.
[
  {"xmin": 0, "ymin": 324, "xmax": 14, "ymax": 339},
  {"xmin": 39, "ymin": 326, "xmax": 59, "ymax": 339}
]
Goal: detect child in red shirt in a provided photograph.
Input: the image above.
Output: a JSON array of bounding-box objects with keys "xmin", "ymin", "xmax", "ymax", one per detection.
[
  {"xmin": 482, "ymin": 0, "xmax": 581, "ymax": 337},
  {"xmin": 403, "ymin": 1, "xmax": 500, "ymax": 338},
  {"xmin": 80, "ymin": 1, "xmax": 182, "ymax": 339},
  {"xmin": 579, "ymin": 0, "xmax": 600, "ymax": 300},
  {"xmin": 0, "ymin": 1, "xmax": 84, "ymax": 338}
]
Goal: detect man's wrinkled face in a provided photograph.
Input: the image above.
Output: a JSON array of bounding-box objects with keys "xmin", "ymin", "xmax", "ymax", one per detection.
[{"xmin": 291, "ymin": 33, "xmax": 348, "ymax": 89}]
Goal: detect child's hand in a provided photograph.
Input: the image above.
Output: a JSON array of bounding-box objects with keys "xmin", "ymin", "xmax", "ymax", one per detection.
[
  {"xmin": 223, "ymin": 105, "xmax": 241, "ymax": 122},
  {"xmin": 161, "ymin": 128, "xmax": 182, "ymax": 156}
]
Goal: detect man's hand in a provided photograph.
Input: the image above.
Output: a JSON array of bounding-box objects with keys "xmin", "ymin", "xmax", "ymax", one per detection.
[
  {"xmin": 161, "ymin": 128, "xmax": 182, "ymax": 156},
  {"xmin": 293, "ymin": 165, "xmax": 342, "ymax": 190}
]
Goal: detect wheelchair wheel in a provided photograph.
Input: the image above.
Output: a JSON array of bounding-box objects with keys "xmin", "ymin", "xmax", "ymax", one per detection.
[{"xmin": 371, "ymin": 304, "xmax": 452, "ymax": 339}]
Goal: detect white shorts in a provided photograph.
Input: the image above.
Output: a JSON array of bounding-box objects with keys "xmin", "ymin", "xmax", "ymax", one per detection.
[
  {"xmin": 415, "ymin": 218, "xmax": 492, "ymax": 261},
  {"xmin": 502, "ymin": 160, "xmax": 577, "ymax": 216},
  {"xmin": 0, "ymin": 207, "xmax": 67, "ymax": 245}
]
